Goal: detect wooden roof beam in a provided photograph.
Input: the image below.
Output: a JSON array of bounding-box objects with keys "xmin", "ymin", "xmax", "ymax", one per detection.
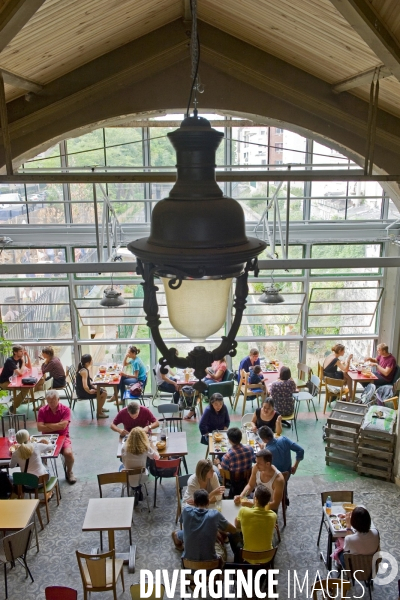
[
  {"xmin": 328, "ymin": 0, "xmax": 400, "ymax": 84},
  {"xmin": 0, "ymin": 67, "xmax": 43, "ymax": 93},
  {"xmin": 0, "ymin": 0, "xmax": 47, "ymax": 53},
  {"xmin": 332, "ymin": 65, "xmax": 392, "ymax": 93}
]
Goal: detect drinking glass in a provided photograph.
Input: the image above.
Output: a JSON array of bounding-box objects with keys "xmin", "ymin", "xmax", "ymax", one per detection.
[{"xmin": 8, "ymin": 428, "xmax": 16, "ymax": 444}]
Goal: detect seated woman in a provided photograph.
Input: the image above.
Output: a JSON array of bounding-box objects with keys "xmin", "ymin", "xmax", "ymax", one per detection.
[
  {"xmin": 202, "ymin": 357, "xmax": 227, "ymax": 386},
  {"xmin": 120, "ymin": 427, "xmax": 159, "ymax": 490},
  {"xmin": 199, "ymin": 393, "xmax": 230, "ymax": 444},
  {"xmin": 323, "ymin": 343, "xmax": 353, "ymax": 397},
  {"xmin": 182, "ymin": 459, "xmax": 225, "ymax": 507},
  {"xmin": 76, "ymin": 354, "xmax": 108, "ymax": 419},
  {"xmin": 268, "ymin": 366, "xmax": 297, "ymax": 427},
  {"xmin": 338, "ymin": 507, "xmax": 379, "ymax": 568},
  {"xmin": 117, "ymin": 345, "xmax": 147, "ymax": 403},
  {"xmin": 10, "ymin": 429, "xmax": 53, "ymax": 478},
  {"xmin": 40, "ymin": 346, "xmax": 66, "ymax": 389},
  {"xmin": 250, "ymin": 398, "xmax": 282, "ymax": 435}
]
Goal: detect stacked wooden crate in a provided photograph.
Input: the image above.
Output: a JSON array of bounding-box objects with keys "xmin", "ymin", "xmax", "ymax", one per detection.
[
  {"xmin": 357, "ymin": 407, "xmax": 397, "ymax": 482},
  {"xmin": 325, "ymin": 401, "xmax": 369, "ymax": 470}
]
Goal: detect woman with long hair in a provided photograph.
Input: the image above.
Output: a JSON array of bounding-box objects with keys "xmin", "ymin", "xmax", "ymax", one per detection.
[
  {"xmin": 75, "ymin": 354, "xmax": 108, "ymax": 419},
  {"xmin": 323, "ymin": 343, "xmax": 353, "ymax": 396},
  {"xmin": 268, "ymin": 366, "xmax": 297, "ymax": 424},
  {"xmin": 117, "ymin": 345, "xmax": 147, "ymax": 403},
  {"xmin": 121, "ymin": 427, "xmax": 159, "ymax": 488},
  {"xmin": 202, "ymin": 357, "xmax": 227, "ymax": 385},
  {"xmin": 250, "ymin": 397, "xmax": 282, "ymax": 435},
  {"xmin": 10, "ymin": 429, "xmax": 52, "ymax": 477}
]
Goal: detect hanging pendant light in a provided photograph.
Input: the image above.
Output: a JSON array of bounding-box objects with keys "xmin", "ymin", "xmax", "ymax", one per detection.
[
  {"xmin": 259, "ymin": 271, "xmax": 284, "ymax": 304},
  {"xmin": 127, "ymin": 0, "xmax": 266, "ymax": 387},
  {"xmin": 100, "ymin": 273, "xmax": 126, "ymax": 307}
]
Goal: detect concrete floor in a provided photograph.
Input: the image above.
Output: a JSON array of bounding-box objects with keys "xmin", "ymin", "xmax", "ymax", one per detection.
[{"xmin": 2, "ymin": 394, "xmax": 399, "ymax": 599}]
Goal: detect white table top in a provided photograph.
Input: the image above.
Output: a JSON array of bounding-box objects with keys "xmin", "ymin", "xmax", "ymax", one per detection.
[{"xmin": 82, "ymin": 497, "xmax": 134, "ymax": 532}]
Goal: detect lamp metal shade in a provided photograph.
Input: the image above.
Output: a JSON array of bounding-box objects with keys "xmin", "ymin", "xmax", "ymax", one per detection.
[
  {"xmin": 128, "ymin": 115, "xmax": 266, "ymax": 278},
  {"xmin": 162, "ymin": 277, "xmax": 232, "ymax": 342},
  {"xmin": 259, "ymin": 287, "xmax": 285, "ymax": 304},
  {"xmin": 100, "ymin": 287, "xmax": 126, "ymax": 307}
]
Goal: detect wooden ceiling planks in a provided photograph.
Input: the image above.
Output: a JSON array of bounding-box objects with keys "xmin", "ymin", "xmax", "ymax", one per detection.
[
  {"xmin": 370, "ymin": 0, "xmax": 400, "ymax": 42},
  {"xmin": 199, "ymin": 0, "xmax": 381, "ymax": 83},
  {"xmin": 0, "ymin": 0, "xmax": 182, "ymax": 100}
]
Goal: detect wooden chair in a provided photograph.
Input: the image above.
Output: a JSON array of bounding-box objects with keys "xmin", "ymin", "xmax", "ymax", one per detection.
[
  {"xmin": 240, "ymin": 547, "xmax": 277, "ymax": 567},
  {"xmin": 297, "ymin": 363, "xmax": 312, "ymax": 388},
  {"xmin": 76, "ymin": 549, "xmax": 125, "ymax": 600},
  {"xmin": 317, "ymin": 361, "xmax": 326, "ymax": 404},
  {"xmin": 324, "ymin": 377, "xmax": 348, "ymax": 414},
  {"xmin": 45, "ymin": 587, "xmax": 78, "ymax": 600},
  {"xmin": 234, "ymin": 370, "xmax": 265, "ymax": 416},
  {"xmin": 0, "ymin": 523, "xmax": 34, "ymax": 599},
  {"xmin": 28, "ymin": 376, "xmax": 53, "ymax": 420},
  {"xmin": 317, "ymin": 490, "xmax": 354, "ymax": 546},
  {"xmin": 343, "ymin": 549, "xmax": 380, "ymax": 600},
  {"xmin": 311, "ymin": 578, "xmax": 350, "ymax": 599},
  {"xmin": 97, "ymin": 471, "xmax": 135, "ymax": 549},
  {"xmin": 175, "ymin": 473, "xmax": 192, "ymax": 524},
  {"xmin": 157, "ymin": 403, "xmax": 182, "ymax": 432},
  {"xmin": 181, "ymin": 558, "xmax": 222, "ymax": 592},
  {"xmin": 220, "ymin": 468, "xmax": 252, "ymax": 499},
  {"xmin": 241, "ymin": 413, "xmax": 254, "ymax": 428},
  {"xmin": 14, "ymin": 472, "xmax": 61, "ymax": 525},
  {"xmin": 130, "ymin": 583, "xmax": 165, "ymax": 599}
]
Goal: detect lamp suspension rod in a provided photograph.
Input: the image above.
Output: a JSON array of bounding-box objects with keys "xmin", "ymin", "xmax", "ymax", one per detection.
[{"xmin": 285, "ymin": 165, "xmax": 291, "ymax": 259}]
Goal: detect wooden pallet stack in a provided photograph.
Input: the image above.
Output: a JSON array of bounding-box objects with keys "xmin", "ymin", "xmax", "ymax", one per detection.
[
  {"xmin": 325, "ymin": 401, "xmax": 369, "ymax": 470},
  {"xmin": 357, "ymin": 408, "xmax": 397, "ymax": 481}
]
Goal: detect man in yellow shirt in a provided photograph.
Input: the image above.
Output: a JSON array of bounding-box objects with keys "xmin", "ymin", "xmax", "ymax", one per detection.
[{"xmin": 230, "ymin": 485, "xmax": 276, "ymax": 563}]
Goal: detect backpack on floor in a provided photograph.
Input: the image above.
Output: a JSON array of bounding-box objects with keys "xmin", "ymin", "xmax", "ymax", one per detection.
[{"xmin": 357, "ymin": 383, "xmax": 376, "ymax": 405}]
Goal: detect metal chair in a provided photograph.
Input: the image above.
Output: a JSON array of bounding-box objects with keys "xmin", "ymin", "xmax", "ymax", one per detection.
[
  {"xmin": 76, "ymin": 549, "xmax": 125, "ymax": 600},
  {"xmin": 148, "ymin": 457, "xmax": 181, "ymax": 508},
  {"xmin": 0, "ymin": 523, "xmax": 34, "ymax": 599},
  {"xmin": 14, "ymin": 472, "xmax": 61, "ymax": 524},
  {"xmin": 157, "ymin": 403, "xmax": 182, "ymax": 432},
  {"xmin": 317, "ymin": 490, "xmax": 354, "ymax": 546},
  {"xmin": 175, "ymin": 472, "xmax": 192, "ymax": 524},
  {"xmin": 280, "ymin": 471, "xmax": 290, "ymax": 528},
  {"xmin": 241, "ymin": 413, "xmax": 254, "ymax": 428},
  {"xmin": 297, "ymin": 363, "xmax": 312, "ymax": 388},
  {"xmin": 293, "ymin": 374, "xmax": 319, "ymax": 423},
  {"xmin": 311, "ymin": 578, "xmax": 350, "ymax": 599},
  {"xmin": 71, "ymin": 368, "xmax": 95, "ymax": 419},
  {"xmin": 45, "ymin": 587, "xmax": 78, "ymax": 600},
  {"xmin": 1, "ymin": 413, "xmax": 27, "ymax": 437}
]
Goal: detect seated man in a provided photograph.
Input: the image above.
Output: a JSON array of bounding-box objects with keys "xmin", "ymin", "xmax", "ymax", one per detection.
[
  {"xmin": 233, "ymin": 449, "xmax": 284, "ymax": 512},
  {"xmin": 37, "ymin": 390, "xmax": 76, "ymax": 484},
  {"xmin": 110, "ymin": 401, "xmax": 159, "ymax": 436},
  {"xmin": 171, "ymin": 489, "xmax": 236, "ymax": 560},
  {"xmin": 237, "ymin": 348, "xmax": 260, "ymax": 382},
  {"xmin": 40, "ymin": 346, "xmax": 66, "ymax": 389},
  {"xmin": 230, "ymin": 484, "xmax": 277, "ymax": 563},
  {"xmin": 155, "ymin": 362, "xmax": 180, "ymax": 404},
  {"xmin": 0, "ymin": 344, "xmax": 32, "ymax": 410},
  {"xmin": 365, "ymin": 343, "xmax": 397, "ymax": 388},
  {"xmin": 215, "ymin": 427, "xmax": 254, "ymax": 497}
]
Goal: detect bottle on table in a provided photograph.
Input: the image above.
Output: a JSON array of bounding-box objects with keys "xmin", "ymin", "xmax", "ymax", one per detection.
[{"xmin": 325, "ymin": 495, "xmax": 332, "ymax": 516}]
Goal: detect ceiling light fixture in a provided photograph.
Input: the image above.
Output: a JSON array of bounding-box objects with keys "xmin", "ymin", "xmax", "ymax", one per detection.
[
  {"xmin": 127, "ymin": 0, "xmax": 266, "ymax": 389},
  {"xmin": 99, "ymin": 268, "xmax": 126, "ymax": 307},
  {"xmin": 259, "ymin": 271, "xmax": 285, "ymax": 304}
]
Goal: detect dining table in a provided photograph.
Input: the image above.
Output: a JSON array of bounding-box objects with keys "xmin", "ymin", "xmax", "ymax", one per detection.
[
  {"xmin": 0, "ymin": 434, "xmax": 66, "ymax": 477},
  {"xmin": 0, "ymin": 367, "xmax": 40, "ymax": 413},
  {"xmin": 319, "ymin": 502, "xmax": 373, "ymax": 570},
  {"xmin": 117, "ymin": 431, "xmax": 189, "ymax": 474},
  {"xmin": 348, "ymin": 369, "xmax": 378, "ymax": 401},
  {"xmin": 0, "ymin": 498, "xmax": 41, "ymax": 550},
  {"xmin": 82, "ymin": 497, "xmax": 136, "ymax": 572},
  {"xmin": 91, "ymin": 366, "xmax": 121, "ymax": 408}
]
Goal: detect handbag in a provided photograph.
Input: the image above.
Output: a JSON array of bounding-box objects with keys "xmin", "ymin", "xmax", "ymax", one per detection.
[
  {"xmin": 129, "ymin": 382, "xmax": 143, "ymax": 397},
  {"xmin": 21, "ymin": 377, "xmax": 37, "ymax": 385}
]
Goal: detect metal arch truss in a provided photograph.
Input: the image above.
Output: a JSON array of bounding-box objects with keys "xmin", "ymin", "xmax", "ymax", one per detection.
[{"xmin": 136, "ymin": 257, "xmax": 259, "ymax": 391}]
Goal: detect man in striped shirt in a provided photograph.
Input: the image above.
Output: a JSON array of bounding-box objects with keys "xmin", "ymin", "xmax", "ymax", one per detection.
[{"xmin": 215, "ymin": 428, "xmax": 254, "ymax": 497}]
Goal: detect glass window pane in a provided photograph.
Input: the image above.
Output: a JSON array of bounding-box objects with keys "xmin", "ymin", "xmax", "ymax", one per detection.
[
  {"xmin": 150, "ymin": 127, "xmax": 177, "ymax": 167},
  {"xmin": 23, "ymin": 144, "xmax": 61, "ymax": 169},
  {"xmin": 106, "ymin": 183, "xmax": 145, "ymax": 223},
  {"xmin": 232, "ymin": 340, "xmax": 300, "ymax": 372},
  {"xmin": 66, "ymin": 130, "xmax": 105, "ymax": 167},
  {"xmin": 0, "ymin": 249, "xmax": 67, "ymax": 280},
  {"xmin": 311, "ymin": 244, "xmax": 381, "ymax": 275},
  {"xmin": 104, "ymin": 127, "xmax": 143, "ymax": 166},
  {"xmin": 258, "ymin": 245, "xmax": 304, "ymax": 275},
  {"xmin": 388, "ymin": 199, "xmax": 400, "ymax": 219},
  {"xmin": 306, "ymin": 339, "xmax": 375, "ymax": 373},
  {"xmin": 80, "ymin": 343, "xmax": 150, "ymax": 371}
]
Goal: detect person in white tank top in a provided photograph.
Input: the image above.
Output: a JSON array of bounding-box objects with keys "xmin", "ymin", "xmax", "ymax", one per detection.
[{"xmin": 233, "ymin": 448, "xmax": 285, "ymax": 511}]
